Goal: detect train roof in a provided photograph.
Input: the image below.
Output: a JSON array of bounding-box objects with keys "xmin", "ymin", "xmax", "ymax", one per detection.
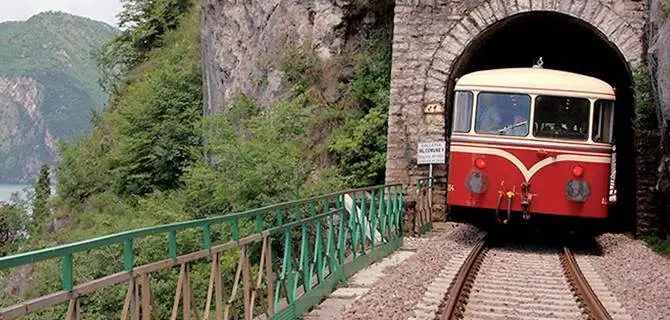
[{"xmin": 455, "ymin": 68, "xmax": 616, "ymax": 98}]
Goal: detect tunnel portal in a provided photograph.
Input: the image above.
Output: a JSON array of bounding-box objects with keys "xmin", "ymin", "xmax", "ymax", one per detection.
[
  {"xmin": 446, "ymin": 11, "xmax": 636, "ymax": 231},
  {"xmin": 385, "ymin": 0, "xmax": 647, "ymax": 232}
]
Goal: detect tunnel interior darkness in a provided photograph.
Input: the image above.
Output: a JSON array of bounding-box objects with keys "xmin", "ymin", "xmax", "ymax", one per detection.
[{"xmin": 446, "ymin": 11, "xmax": 636, "ymax": 231}]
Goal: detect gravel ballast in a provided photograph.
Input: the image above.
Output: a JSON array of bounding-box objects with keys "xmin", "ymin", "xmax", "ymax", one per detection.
[
  {"xmin": 587, "ymin": 233, "xmax": 670, "ymax": 320},
  {"xmin": 341, "ymin": 223, "xmax": 483, "ymax": 320}
]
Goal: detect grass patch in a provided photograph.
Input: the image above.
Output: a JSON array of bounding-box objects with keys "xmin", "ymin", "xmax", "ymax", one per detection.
[{"xmin": 645, "ymin": 236, "xmax": 670, "ymax": 256}]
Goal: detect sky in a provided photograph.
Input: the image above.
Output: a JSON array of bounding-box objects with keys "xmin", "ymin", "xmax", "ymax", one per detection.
[{"xmin": 0, "ymin": 0, "xmax": 122, "ymax": 27}]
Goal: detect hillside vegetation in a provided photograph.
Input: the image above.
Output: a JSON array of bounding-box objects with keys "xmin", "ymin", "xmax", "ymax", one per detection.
[
  {"xmin": 0, "ymin": 11, "xmax": 117, "ymax": 182},
  {"xmin": 0, "ymin": 0, "xmax": 394, "ymax": 318}
]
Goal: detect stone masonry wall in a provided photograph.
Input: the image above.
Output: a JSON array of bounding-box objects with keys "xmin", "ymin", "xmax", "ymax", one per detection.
[{"xmin": 385, "ymin": 0, "xmax": 647, "ymax": 221}]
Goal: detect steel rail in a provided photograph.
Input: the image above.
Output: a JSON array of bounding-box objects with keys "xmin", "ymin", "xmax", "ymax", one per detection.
[
  {"xmin": 561, "ymin": 247, "xmax": 613, "ymax": 320},
  {"xmin": 441, "ymin": 236, "xmax": 487, "ymax": 320}
]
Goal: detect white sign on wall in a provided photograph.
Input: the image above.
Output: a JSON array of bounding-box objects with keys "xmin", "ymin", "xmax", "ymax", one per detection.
[{"xmin": 417, "ymin": 141, "xmax": 446, "ymax": 164}]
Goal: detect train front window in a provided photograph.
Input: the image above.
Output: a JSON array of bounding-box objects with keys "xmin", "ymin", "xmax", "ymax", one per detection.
[
  {"xmin": 452, "ymin": 91, "xmax": 474, "ymax": 132},
  {"xmin": 592, "ymin": 100, "xmax": 615, "ymax": 143},
  {"xmin": 474, "ymin": 92, "xmax": 531, "ymax": 136},
  {"xmin": 533, "ymin": 95, "xmax": 590, "ymax": 141}
]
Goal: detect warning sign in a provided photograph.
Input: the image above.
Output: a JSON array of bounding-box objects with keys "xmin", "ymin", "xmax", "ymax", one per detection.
[{"xmin": 417, "ymin": 141, "xmax": 446, "ymax": 164}]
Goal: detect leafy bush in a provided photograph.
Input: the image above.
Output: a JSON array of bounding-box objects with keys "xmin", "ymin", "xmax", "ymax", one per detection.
[
  {"xmin": 329, "ymin": 32, "xmax": 393, "ymax": 187},
  {"xmin": 280, "ymin": 45, "xmax": 323, "ymax": 91},
  {"xmin": 57, "ymin": 3, "xmax": 203, "ymax": 201},
  {"xmin": 633, "ymin": 65, "xmax": 658, "ymax": 131},
  {"xmin": 182, "ymin": 92, "xmax": 314, "ymax": 218},
  {"xmin": 96, "ymin": 0, "xmax": 192, "ymax": 94},
  {"xmin": 645, "ymin": 236, "xmax": 670, "ymax": 256},
  {"xmin": 0, "ymin": 198, "xmax": 29, "ymax": 256},
  {"xmin": 32, "ymin": 165, "xmax": 51, "ymax": 226},
  {"xmin": 110, "ymin": 40, "xmax": 203, "ymax": 197}
]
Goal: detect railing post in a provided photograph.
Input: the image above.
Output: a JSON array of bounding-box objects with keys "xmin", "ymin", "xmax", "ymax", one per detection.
[
  {"xmin": 336, "ymin": 194, "xmax": 346, "ymax": 264},
  {"xmin": 214, "ymin": 253, "xmax": 223, "ymax": 320},
  {"xmin": 242, "ymin": 245, "xmax": 252, "ymax": 320},
  {"xmin": 377, "ymin": 189, "xmax": 385, "ymax": 243},
  {"xmin": 255, "ymin": 214, "xmax": 263, "ymax": 233},
  {"xmin": 124, "ymin": 239, "xmax": 133, "ymax": 272},
  {"xmin": 281, "ymin": 227, "xmax": 295, "ymax": 304},
  {"xmin": 325, "ymin": 207, "xmax": 336, "ymax": 274},
  {"xmin": 265, "ymin": 235, "xmax": 275, "ymax": 317},
  {"xmin": 300, "ymin": 218, "xmax": 310, "ymax": 293},
  {"xmin": 398, "ymin": 185, "xmax": 405, "ymax": 236},
  {"xmin": 168, "ymin": 231, "xmax": 177, "ymax": 262},
  {"xmin": 360, "ymin": 194, "xmax": 367, "ymax": 254},
  {"xmin": 277, "ymin": 207, "xmax": 283, "ymax": 225},
  {"xmin": 62, "ymin": 254, "xmax": 73, "ymax": 292},
  {"xmin": 350, "ymin": 192, "xmax": 359, "ymax": 260},
  {"xmin": 232, "ymin": 218, "xmax": 239, "ymax": 241},
  {"xmin": 313, "ymin": 200, "xmax": 326, "ymax": 283},
  {"xmin": 385, "ymin": 186, "xmax": 392, "ymax": 240},
  {"xmin": 203, "ymin": 224, "xmax": 212, "ymax": 250},
  {"xmin": 369, "ymin": 189, "xmax": 377, "ymax": 247}
]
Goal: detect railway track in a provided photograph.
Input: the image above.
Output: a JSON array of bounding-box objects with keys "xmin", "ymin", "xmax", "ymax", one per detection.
[{"xmin": 438, "ymin": 236, "xmax": 630, "ymax": 320}]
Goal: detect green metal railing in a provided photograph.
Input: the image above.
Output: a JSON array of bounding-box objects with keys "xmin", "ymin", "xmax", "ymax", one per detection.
[{"xmin": 0, "ymin": 184, "xmax": 405, "ymax": 320}]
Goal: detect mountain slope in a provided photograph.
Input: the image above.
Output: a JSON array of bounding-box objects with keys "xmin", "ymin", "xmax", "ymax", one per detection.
[{"xmin": 0, "ymin": 11, "xmax": 117, "ymax": 183}]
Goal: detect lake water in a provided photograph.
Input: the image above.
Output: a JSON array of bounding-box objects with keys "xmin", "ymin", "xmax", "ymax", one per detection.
[{"xmin": 0, "ymin": 184, "xmax": 32, "ymax": 203}]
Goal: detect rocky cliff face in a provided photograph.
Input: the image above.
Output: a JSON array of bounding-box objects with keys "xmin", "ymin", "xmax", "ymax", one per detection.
[
  {"xmin": 0, "ymin": 76, "xmax": 56, "ymax": 183},
  {"xmin": 201, "ymin": 0, "xmax": 380, "ymax": 113}
]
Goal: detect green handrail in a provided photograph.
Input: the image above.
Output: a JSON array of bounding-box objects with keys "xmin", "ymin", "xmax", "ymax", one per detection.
[
  {"xmin": 0, "ymin": 184, "xmax": 402, "ymax": 289},
  {"xmin": 1, "ymin": 183, "xmax": 406, "ymax": 320}
]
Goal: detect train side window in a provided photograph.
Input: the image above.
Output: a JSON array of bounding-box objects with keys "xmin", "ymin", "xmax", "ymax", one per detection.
[
  {"xmin": 533, "ymin": 95, "xmax": 590, "ymax": 141},
  {"xmin": 474, "ymin": 92, "xmax": 531, "ymax": 136},
  {"xmin": 452, "ymin": 91, "xmax": 474, "ymax": 132},
  {"xmin": 592, "ymin": 100, "xmax": 614, "ymax": 143}
]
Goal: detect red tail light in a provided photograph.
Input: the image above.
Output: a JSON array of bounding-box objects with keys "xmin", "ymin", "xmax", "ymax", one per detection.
[
  {"xmin": 475, "ymin": 158, "xmax": 486, "ymax": 169},
  {"xmin": 572, "ymin": 165, "xmax": 584, "ymax": 177}
]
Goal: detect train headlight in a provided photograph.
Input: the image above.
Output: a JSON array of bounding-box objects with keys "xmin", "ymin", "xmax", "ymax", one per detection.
[
  {"xmin": 564, "ymin": 179, "xmax": 590, "ymax": 202},
  {"xmin": 466, "ymin": 170, "xmax": 488, "ymax": 194},
  {"xmin": 475, "ymin": 158, "xmax": 486, "ymax": 169}
]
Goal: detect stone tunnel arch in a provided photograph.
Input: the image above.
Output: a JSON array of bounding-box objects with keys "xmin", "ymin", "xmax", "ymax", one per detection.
[{"xmin": 386, "ymin": 0, "xmax": 646, "ymax": 232}]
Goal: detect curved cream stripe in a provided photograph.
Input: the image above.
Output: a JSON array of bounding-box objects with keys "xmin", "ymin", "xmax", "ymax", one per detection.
[
  {"xmin": 451, "ymin": 142, "xmax": 609, "ymax": 157},
  {"xmin": 450, "ymin": 134, "xmax": 613, "ymax": 152},
  {"xmin": 451, "ymin": 145, "xmax": 612, "ymax": 181}
]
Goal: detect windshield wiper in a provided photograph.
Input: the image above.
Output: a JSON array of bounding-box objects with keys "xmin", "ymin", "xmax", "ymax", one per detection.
[{"xmin": 496, "ymin": 120, "xmax": 528, "ymax": 135}]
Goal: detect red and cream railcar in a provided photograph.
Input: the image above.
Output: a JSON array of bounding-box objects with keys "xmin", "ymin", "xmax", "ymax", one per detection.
[{"xmin": 446, "ymin": 67, "xmax": 615, "ymax": 224}]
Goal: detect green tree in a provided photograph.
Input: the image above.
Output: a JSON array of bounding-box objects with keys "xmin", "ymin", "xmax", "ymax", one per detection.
[
  {"xmin": 95, "ymin": 0, "xmax": 192, "ymax": 95},
  {"xmin": 56, "ymin": 4, "xmax": 203, "ymax": 201},
  {"xmin": 33, "ymin": 164, "xmax": 51, "ymax": 223},
  {"xmin": 329, "ymin": 33, "xmax": 392, "ymax": 187},
  {"xmin": 0, "ymin": 197, "xmax": 29, "ymax": 256},
  {"xmin": 109, "ymin": 9, "xmax": 203, "ymax": 197}
]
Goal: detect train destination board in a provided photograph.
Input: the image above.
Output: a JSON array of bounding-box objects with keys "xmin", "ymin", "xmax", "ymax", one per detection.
[{"xmin": 417, "ymin": 141, "xmax": 446, "ymax": 164}]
